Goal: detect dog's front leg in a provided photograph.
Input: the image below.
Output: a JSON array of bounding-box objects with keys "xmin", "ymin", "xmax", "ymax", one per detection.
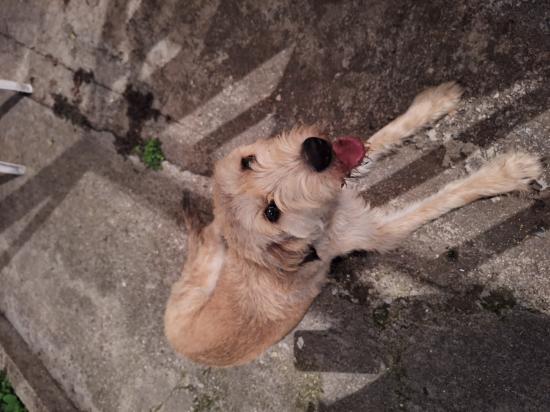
[
  {"xmin": 355, "ymin": 82, "xmax": 462, "ymax": 175},
  {"xmin": 324, "ymin": 153, "xmax": 541, "ymax": 258}
]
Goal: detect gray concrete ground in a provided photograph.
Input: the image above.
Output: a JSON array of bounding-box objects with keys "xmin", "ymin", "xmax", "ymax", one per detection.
[
  {"xmin": 0, "ymin": 314, "xmax": 77, "ymax": 411},
  {"xmin": 0, "ymin": 0, "xmax": 549, "ymax": 411}
]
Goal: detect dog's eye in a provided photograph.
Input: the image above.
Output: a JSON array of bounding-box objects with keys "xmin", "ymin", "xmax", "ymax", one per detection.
[
  {"xmin": 241, "ymin": 155, "xmax": 255, "ymax": 171},
  {"xmin": 264, "ymin": 200, "xmax": 280, "ymax": 223}
]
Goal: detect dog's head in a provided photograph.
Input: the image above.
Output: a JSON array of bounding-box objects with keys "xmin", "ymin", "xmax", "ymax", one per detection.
[{"xmin": 213, "ymin": 126, "xmax": 365, "ymax": 272}]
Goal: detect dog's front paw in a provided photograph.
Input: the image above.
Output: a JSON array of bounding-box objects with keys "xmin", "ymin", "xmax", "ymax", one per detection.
[
  {"xmin": 410, "ymin": 81, "xmax": 463, "ymax": 123},
  {"xmin": 486, "ymin": 152, "xmax": 543, "ymax": 192}
]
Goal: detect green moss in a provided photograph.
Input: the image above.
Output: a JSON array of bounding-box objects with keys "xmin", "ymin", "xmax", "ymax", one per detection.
[
  {"xmin": 134, "ymin": 138, "xmax": 165, "ymax": 170},
  {"xmin": 295, "ymin": 373, "xmax": 323, "ymax": 411},
  {"xmin": 0, "ymin": 370, "xmax": 27, "ymax": 412}
]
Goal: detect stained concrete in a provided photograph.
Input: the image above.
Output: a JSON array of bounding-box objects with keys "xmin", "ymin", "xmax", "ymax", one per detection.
[
  {"xmin": 0, "ymin": 0, "xmax": 549, "ymax": 411},
  {"xmin": 0, "ymin": 314, "xmax": 77, "ymax": 411}
]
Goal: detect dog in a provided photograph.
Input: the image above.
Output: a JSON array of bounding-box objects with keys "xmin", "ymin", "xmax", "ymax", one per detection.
[{"xmin": 164, "ymin": 82, "xmax": 542, "ymax": 367}]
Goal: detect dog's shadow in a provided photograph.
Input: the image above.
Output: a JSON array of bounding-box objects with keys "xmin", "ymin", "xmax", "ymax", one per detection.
[
  {"xmin": 293, "ymin": 191, "xmax": 550, "ymax": 411},
  {"xmin": 296, "ymin": 291, "xmax": 550, "ymax": 411}
]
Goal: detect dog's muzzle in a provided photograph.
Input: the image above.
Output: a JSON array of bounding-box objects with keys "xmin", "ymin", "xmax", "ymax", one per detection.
[{"xmin": 302, "ymin": 137, "xmax": 332, "ymax": 172}]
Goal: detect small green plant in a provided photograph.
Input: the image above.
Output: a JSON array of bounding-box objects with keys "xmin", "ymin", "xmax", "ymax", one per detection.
[
  {"xmin": 134, "ymin": 138, "xmax": 165, "ymax": 170},
  {"xmin": 0, "ymin": 370, "xmax": 27, "ymax": 412}
]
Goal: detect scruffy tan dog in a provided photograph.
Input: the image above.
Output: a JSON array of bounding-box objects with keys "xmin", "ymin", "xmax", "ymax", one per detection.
[{"xmin": 164, "ymin": 82, "xmax": 541, "ymax": 367}]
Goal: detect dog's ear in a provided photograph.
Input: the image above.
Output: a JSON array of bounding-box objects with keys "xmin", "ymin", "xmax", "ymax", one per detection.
[
  {"xmin": 181, "ymin": 190, "xmax": 213, "ymax": 232},
  {"xmin": 181, "ymin": 190, "xmax": 215, "ymax": 261},
  {"xmin": 267, "ymin": 238, "xmax": 310, "ymax": 272}
]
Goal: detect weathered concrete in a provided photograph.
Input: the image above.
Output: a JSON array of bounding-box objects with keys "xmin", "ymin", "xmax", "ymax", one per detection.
[
  {"xmin": 0, "ymin": 0, "xmax": 549, "ymax": 411},
  {"xmin": 0, "ymin": 314, "xmax": 78, "ymax": 412},
  {"xmin": 0, "ymin": 315, "xmax": 77, "ymax": 412}
]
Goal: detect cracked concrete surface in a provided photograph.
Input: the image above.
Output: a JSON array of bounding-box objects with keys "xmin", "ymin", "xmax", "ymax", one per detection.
[{"xmin": 1, "ymin": 0, "xmax": 549, "ymax": 411}]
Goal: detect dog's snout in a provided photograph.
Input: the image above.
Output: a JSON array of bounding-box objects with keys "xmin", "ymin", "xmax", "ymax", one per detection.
[{"xmin": 302, "ymin": 137, "xmax": 332, "ymax": 172}]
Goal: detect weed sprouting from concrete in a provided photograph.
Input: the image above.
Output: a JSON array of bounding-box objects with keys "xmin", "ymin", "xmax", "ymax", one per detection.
[
  {"xmin": 134, "ymin": 138, "xmax": 165, "ymax": 170},
  {"xmin": 0, "ymin": 370, "xmax": 27, "ymax": 412}
]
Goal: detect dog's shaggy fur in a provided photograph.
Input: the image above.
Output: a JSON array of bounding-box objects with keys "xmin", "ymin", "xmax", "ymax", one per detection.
[{"xmin": 164, "ymin": 82, "xmax": 542, "ymax": 367}]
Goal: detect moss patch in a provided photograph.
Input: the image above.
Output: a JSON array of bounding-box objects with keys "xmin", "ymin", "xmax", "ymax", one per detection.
[{"xmin": 295, "ymin": 373, "xmax": 323, "ymax": 411}]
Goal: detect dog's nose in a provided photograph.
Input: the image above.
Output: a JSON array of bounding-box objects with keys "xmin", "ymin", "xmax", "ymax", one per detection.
[{"xmin": 302, "ymin": 137, "xmax": 332, "ymax": 172}]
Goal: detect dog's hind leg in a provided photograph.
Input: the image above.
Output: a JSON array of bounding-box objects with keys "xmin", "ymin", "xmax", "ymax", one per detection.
[
  {"xmin": 326, "ymin": 152, "xmax": 541, "ymax": 257},
  {"xmin": 356, "ymin": 82, "xmax": 462, "ymax": 175}
]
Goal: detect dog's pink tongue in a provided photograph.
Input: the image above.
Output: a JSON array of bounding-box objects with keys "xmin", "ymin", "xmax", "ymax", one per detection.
[{"xmin": 333, "ymin": 136, "xmax": 366, "ymax": 172}]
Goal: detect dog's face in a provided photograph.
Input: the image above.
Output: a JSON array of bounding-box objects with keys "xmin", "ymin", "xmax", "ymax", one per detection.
[{"xmin": 213, "ymin": 126, "xmax": 365, "ymax": 271}]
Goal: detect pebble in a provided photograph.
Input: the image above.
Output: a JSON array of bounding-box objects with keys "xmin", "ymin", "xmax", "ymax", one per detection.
[{"xmin": 342, "ymin": 58, "xmax": 350, "ymax": 69}]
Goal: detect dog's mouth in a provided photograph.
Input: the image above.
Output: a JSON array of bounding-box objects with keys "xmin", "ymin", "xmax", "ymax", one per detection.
[{"xmin": 333, "ymin": 136, "xmax": 366, "ymax": 174}]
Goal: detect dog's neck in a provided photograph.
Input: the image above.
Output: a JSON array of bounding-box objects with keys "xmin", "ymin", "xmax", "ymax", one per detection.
[{"xmin": 218, "ymin": 230, "xmax": 319, "ymax": 276}]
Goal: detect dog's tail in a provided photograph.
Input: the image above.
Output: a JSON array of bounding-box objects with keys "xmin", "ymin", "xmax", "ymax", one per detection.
[{"xmin": 366, "ymin": 81, "xmax": 463, "ymax": 161}]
